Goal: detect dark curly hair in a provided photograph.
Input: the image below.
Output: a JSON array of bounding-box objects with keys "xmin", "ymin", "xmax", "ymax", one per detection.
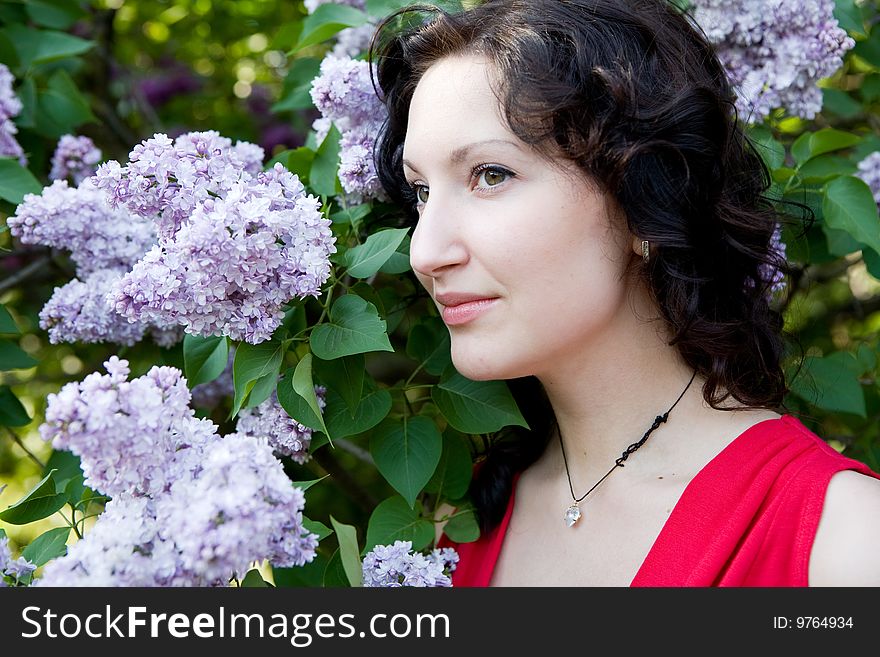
[{"xmin": 371, "ymin": 0, "xmax": 800, "ymax": 534}]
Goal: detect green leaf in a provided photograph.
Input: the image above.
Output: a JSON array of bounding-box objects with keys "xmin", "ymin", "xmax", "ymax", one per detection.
[
  {"xmin": 292, "ymin": 354, "xmax": 330, "ymax": 438},
  {"xmin": 323, "ymin": 383, "xmax": 392, "ymax": 440},
  {"xmin": 378, "ymin": 233, "xmax": 412, "ymax": 274},
  {"xmin": 314, "ymin": 353, "xmax": 364, "ymax": 415},
  {"xmin": 291, "ymin": 475, "xmax": 330, "ymax": 492},
  {"xmin": 853, "ymin": 33, "xmax": 880, "ymax": 68},
  {"xmin": 855, "ymin": 343, "xmax": 877, "ymax": 375},
  {"xmin": 21, "ymin": 527, "xmax": 69, "ymax": 567},
  {"xmin": 792, "ymin": 128, "xmax": 860, "ymax": 166},
  {"xmin": 864, "ymin": 248, "xmax": 880, "ymax": 280},
  {"xmin": 0, "ymin": 469, "xmax": 68, "ymax": 525},
  {"xmin": 323, "ymin": 548, "xmax": 350, "ymax": 587},
  {"xmin": 310, "ymin": 294, "xmax": 394, "ymax": 359},
  {"xmin": 861, "ymin": 75, "xmax": 880, "ymax": 103},
  {"xmin": 183, "ymin": 335, "xmax": 229, "ymax": 387},
  {"xmin": 821, "ymin": 89, "xmax": 861, "ymax": 120},
  {"xmin": 343, "ymin": 228, "xmax": 410, "ymax": 278},
  {"xmin": 0, "ymin": 338, "xmax": 38, "ymax": 370},
  {"xmin": 432, "ymin": 366, "xmax": 528, "ymax": 433},
  {"xmin": 364, "ymin": 495, "xmax": 434, "ymax": 553},
  {"xmin": 0, "ymin": 158, "xmax": 42, "ymax": 204},
  {"xmin": 309, "ymin": 124, "xmax": 342, "ymax": 197},
  {"xmin": 834, "ymin": 0, "xmax": 867, "ymax": 38},
  {"xmin": 0, "ymin": 304, "xmax": 20, "ymax": 334},
  {"xmin": 330, "ymin": 203, "xmax": 371, "ymax": 227},
  {"xmin": 370, "ymin": 416, "xmax": 442, "ymax": 508},
  {"xmin": 798, "ymin": 154, "xmax": 857, "ymax": 184},
  {"xmin": 823, "ymin": 224, "xmax": 861, "ymax": 258},
  {"xmin": 406, "ymin": 316, "xmax": 451, "ymax": 376},
  {"xmin": 366, "ymin": 0, "xmax": 464, "ymax": 16},
  {"xmin": 231, "ymin": 337, "xmax": 286, "ymax": 417},
  {"xmin": 273, "ymin": 57, "xmax": 322, "ymax": 112},
  {"xmin": 241, "ymin": 569, "xmax": 270, "ymax": 587},
  {"xmin": 790, "ymin": 352, "xmax": 866, "ymax": 417},
  {"xmin": 823, "ymin": 176, "xmax": 880, "ymax": 255},
  {"xmin": 443, "ymin": 505, "xmax": 480, "ymax": 543},
  {"xmin": 424, "ymin": 428, "xmax": 472, "ymax": 500},
  {"xmin": 274, "ymin": 553, "xmax": 328, "ymax": 587},
  {"xmin": 293, "ymin": 4, "xmax": 370, "ymax": 52},
  {"xmin": 25, "ymin": 0, "xmax": 87, "ymax": 29},
  {"xmin": 35, "ymin": 69, "xmax": 96, "ymax": 137},
  {"xmin": 61, "ymin": 474, "xmax": 85, "ymax": 506},
  {"xmin": 1, "ymin": 25, "xmax": 92, "ymax": 68},
  {"xmin": 302, "ymin": 517, "xmax": 333, "ymax": 542},
  {"xmin": 747, "ymin": 125, "xmax": 785, "ymax": 171},
  {"xmin": 0, "ymin": 386, "xmax": 31, "ymax": 427},
  {"xmin": 286, "ymin": 147, "xmax": 316, "ymax": 184},
  {"xmin": 329, "ymin": 516, "xmax": 363, "ymax": 587},
  {"xmin": 276, "ymin": 366, "xmax": 325, "ymax": 433}
]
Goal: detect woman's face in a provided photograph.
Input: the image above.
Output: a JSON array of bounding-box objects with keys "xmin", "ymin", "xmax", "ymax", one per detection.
[{"xmin": 403, "ymin": 55, "xmax": 639, "ymax": 381}]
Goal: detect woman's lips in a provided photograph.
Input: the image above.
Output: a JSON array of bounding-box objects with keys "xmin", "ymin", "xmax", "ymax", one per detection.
[{"xmin": 440, "ymin": 298, "xmax": 499, "ymax": 326}]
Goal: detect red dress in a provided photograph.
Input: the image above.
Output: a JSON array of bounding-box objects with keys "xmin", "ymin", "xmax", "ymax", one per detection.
[{"xmin": 438, "ymin": 415, "xmax": 880, "ymax": 586}]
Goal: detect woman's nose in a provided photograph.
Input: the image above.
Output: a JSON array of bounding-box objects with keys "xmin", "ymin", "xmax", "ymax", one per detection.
[{"xmin": 409, "ymin": 194, "xmax": 469, "ymax": 280}]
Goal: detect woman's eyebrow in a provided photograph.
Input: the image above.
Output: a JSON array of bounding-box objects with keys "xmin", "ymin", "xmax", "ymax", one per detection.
[{"xmin": 403, "ymin": 138, "xmax": 523, "ymax": 174}]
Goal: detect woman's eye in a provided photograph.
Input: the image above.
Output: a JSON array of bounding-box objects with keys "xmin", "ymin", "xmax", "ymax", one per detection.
[
  {"xmin": 475, "ymin": 166, "xmax": 512, "ymax": 189},
  {"xmin": 415, "ymin": 185, "xmax": 429, "ymax": 204}
]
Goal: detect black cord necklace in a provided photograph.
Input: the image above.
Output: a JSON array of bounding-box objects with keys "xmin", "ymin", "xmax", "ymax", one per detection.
[{"xmin": 559, "ymin": 370, "xmax": 698, "ymax": 528}]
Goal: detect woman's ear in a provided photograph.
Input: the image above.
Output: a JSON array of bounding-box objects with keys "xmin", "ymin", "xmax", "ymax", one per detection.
[{"xmin": 631, "ymin": 236, "xmax": 644, "ymax": 258}]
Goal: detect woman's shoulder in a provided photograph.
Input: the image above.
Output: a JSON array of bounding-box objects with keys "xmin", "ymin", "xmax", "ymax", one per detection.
[{"xmin": 809, "ymin": 469, "xmax": 880, "ymax": 586}]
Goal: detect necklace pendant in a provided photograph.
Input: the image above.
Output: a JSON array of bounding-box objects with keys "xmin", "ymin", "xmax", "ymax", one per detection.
[{"xmin": 564, "ymin": 503, "xmax": 581, "ymax": 528}]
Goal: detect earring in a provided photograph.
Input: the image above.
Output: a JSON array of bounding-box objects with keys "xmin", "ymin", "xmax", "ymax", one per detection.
[{"xmin": 641, "ymin": 240, "xmax": 650, "ymax": 263}]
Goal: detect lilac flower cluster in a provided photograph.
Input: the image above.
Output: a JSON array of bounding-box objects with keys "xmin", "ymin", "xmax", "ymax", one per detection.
[
  {"xmin": 40, "ymin": 269, "xmax": 148, "ymax": 346},
  {"xmin": 8, "ymin": 180, "xmax": 155, "ymax": 275},
  {"xmin": 691, "ymin": 0, "xmax": 854, "ymax": 122},
  {"xmin": 310, "ymin": 55, "xmax": 387, "ymax": 201},
  {"xmin": 759, "ymin": 223, "xmax": 788, "ymax": 296},
  {"xmin": 95, "ymin": 132, "xmax": 335, "ymax": 344},
  {"xmin": 0, "ymin": 63, "xmax": 26, "ymax": 165},
  {"xmin": 50, "ymin": 134, "xmax": 102, "ymax": 185},
  {"xmin": 361, "ymin": 541, "xmax": 458, "ymax": 587},
  {"xmin": 36, "ymin": 358, "xmax": 318, "ymax": 587},
  {"xmin": 0, "ymin": 534, "xmax": 37, "ymax": 587},
  {"xmin": 93, "ymin": 131, "xmax": 265, "ymax": 239},
  {"xmin": 40, "ymin": 356, "xmax": 214, "ymax": 497},
  {"xmin": 332, "ymin": 24, "xmax": 376, "ymax": 59},
  {"xmin": 7, "ymin": 179, "xmax": 177, "ymax": 345},
  {"xmin": 237, "ymin": 386, "xmax": 326, "ymax": 463},
  {"xmin": 856, "ymin": 151, "xmax": 880, "ymax": 206},
  {"xmin": 159, "ymin": 433, "xmax": 318, "ymax": 581}
]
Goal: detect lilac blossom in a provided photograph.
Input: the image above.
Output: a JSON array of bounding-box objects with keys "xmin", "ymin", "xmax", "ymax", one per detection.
[
  {"xmin": 237, "ymin": 386, "xmax": 326, "ymax": 463},
  {"xmin": 40, "ymin": 357, "xmax": 217, "ymax": 498},
  {"xmin": 0, "ymin": 63, "xmax": 26, "ymax": 165},
  {"xmin": 40, "ymin": 269, "xmax": 148, "ymax": 346},
  {"xmin": 691, "ymin": 0, "xmax": 854, "ymax": 122},
  {"xmin": 50, "ymin": 135, "xmax": 102, "ymax": 185},
  {"xmin": 310, "ymin": 55, "xmax": 387, "ymax": 201},
  {"xmin": 36, "ymin": 495, "xmax": 191, "ymax": 587},
  {"xmin": 159, "ymin": 433, "xmax": 318, "ymax": 582},
  {"xmin": 332, "ymin": 24, "xmax": 376, "ymax": 59},
  {"xmin": 856, "ymin": 151, "xmax": 880, "ymax": 206},
  {"xmin": 36, "ymin": 361, "xmax": 318, "ymax": 587},
  {"xmin": 93, "ymin": 131, "xmax": 266, "ymax": 240},
  {"xmin": 362, "ymin": 541, "xmax": 456, "ymax": 587},
  {"xmin": 109, "ymin": 164, "xmax": 335, "ymax": 344},
  {"xmin": 8, "ymin": 179, "xmax": 156, "ymax": 276},
  {"xmin": 5, "ymin": 556, "xmax": 37, "ymax": 581}
]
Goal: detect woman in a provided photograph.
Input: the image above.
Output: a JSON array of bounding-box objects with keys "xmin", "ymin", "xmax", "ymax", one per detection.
[{"xmin": 372, "ymin": 0, "xmax": 880, "ymax": 586}]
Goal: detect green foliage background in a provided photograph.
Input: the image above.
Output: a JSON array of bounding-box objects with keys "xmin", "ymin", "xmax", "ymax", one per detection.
[{"xmin": 0, "ymin": 0, "xmax": 879, "ymax": 586}]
